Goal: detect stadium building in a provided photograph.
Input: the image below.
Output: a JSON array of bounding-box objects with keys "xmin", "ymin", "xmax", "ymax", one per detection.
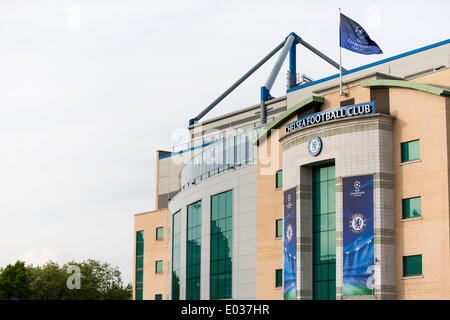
[{"xmin": 133, "ymin": 35, "xmax": 450, "ymax": 300}]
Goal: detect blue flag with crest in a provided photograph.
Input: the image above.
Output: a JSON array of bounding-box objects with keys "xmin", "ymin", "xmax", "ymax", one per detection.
[{"xmin": 340, "ymin": 13, "xmax": 382, "ymax": 55}]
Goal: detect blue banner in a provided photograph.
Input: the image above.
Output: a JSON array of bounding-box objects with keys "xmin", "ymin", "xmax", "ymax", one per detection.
[
  {"xmin": 342, "ymin": 175, "xmax": 374, "ymax": 296},
  {"xmin": 340, "ymin": 13, "xmax": 382, "ymax": 55},
  {"xmin": 283, "ymin": 187, "xmax": 296, "ymax": 300}
]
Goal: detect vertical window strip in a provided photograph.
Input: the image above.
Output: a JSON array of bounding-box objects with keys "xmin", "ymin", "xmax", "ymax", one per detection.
[
  {"xmin": 312, "ymin": 165, "xmax": 336, "ymax": 300},
  {"xmin": 172, "ymin": 211, "xmax": 181, "ymax": 300},
  {"xmin": 210, "ymin": 190, "xmax": 233, "ymax": 300},
  {"xmin": 135, "ymin": 230, "xmax": 144, "ymax": 300},
  {"xmin": 186, "ymin": 200, "xmax": 202, "ymax": 300}
]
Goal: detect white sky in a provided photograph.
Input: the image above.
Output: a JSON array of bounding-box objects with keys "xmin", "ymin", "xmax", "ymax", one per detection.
[{"xmin": 0, "ymin": 0, "xmax": 448, "ymax": 285}]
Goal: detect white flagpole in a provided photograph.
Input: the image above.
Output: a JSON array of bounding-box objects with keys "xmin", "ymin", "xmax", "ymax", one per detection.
[{"xmin": 339, "ymin": 8, "xmax": 344, "ymax": 96}]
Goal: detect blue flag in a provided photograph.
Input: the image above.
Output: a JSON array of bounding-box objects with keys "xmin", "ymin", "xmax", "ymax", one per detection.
[{"xmin": 340, "ymin": 13, "xmax": 382, "ymax": 55}]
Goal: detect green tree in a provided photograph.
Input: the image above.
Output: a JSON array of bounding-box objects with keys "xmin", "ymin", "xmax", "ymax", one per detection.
[
  {"xmin": 27, "ymin": 261, "xmax": 67, "ymax": 300},
  {"xmin": 1, "ymin": 259, "xmax": 132, "ymax": 300},
  {"xmin": 0, "ymin": 261, "xmax": 30, "ymax": 300}
]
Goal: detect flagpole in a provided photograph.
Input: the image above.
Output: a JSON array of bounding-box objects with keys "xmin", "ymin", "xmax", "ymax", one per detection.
[{"xmin": 339, "ymin": 8, "xmax": 344, "ymax": 96}]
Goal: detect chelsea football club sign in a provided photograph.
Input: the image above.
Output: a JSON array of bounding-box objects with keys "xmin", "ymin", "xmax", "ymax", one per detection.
[{"xmin": 285, "ymin": 101, "xmax": 375, "ymax": 134}]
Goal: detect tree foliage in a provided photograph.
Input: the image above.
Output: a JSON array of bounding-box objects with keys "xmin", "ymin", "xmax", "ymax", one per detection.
[
  {"xmin": 0, "ymin": 259, "xmax": 131, "ymax": 300},
  {"xmin": 0, "ymin": 261, "xmax": 30, "ymax": 300}
]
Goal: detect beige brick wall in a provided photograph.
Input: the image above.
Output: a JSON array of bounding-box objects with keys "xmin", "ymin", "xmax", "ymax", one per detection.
[
  {"xmin": 256, "ymin": 133, "xmax": 284, "ymax": 299},
  {"xmin": 390, "ymin": 85, "xmax": 450, "ymax": 299},
  {"xmin": 134, "ymin": 209, "xmax": 168, "ymax": 300}
]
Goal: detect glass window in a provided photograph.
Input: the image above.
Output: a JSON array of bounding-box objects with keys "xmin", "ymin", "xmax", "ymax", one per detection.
[
  {"xmin": 210, "ymin": 190, "xmax": 232, "ymax": 300},
  {"xmin": 276, "ymin": 170, "xmax": 283, "ymax": 188},
  {"xmin": 135, "ymin": 230, "xmax": 144, "ymax": 300},
  {"xmin": 135, "ymin": 289, "xmax": 143, "ymax": 300},
  {"xmin": 186, "ymin": 201, "xmax": 202, "ymax": 300},
  {"xmin": 155, "ymin": 294, "xmax": 163, "ymax": 300},
  {"xmin": 401, "ymin": 140, "xmax": 420, "ymax": 162},
  {"xmin": 155, "ymin": 260, "xmax": 163, "ymax": 273},
  {"xmin": 275, "ymin": 269, "xmax": 283, "ymax": 287},
  {"xmin": 136, "ymin": 270, "xmax": 143, "ymax": 283},
  {"xmin": 402, "ymin": 197, "xmax": 421, "ymax": 219},
  {"xmin": 156, "ymin": 227, "xmax": 164, "ymax": 240},
  {"xmin": 172, "ymin": 211, "xmax": 181, "ymax": 300},
  {"xmin": 276, "ymin": 219, "xmax": 283, "ymax": 238},
  {"xmin": 403, "ymin": 255, "xmax": 422, "ymax": 277},
  {"xmin": 136, "ymin": 256, "xmax": 143, "ymax": 269},
  {"xmin": 312, "ymin": 165, "xmax": 336, "ymax": 300}
]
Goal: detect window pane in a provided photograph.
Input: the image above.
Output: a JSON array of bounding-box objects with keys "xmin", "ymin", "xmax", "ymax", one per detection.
[
  {"xmin": 320, "ymin": 167, "xmax": 328, "ymax": 182},
  {"xmin": 276, "ymin": 269, "xmax": 283, "ymax": 287},
  {"xmin": 156, "ymin": 227, "xmax": 164, "ymax": 240},
  {"xmin": 136, "ymin": 231, "xmax": 144, "ymax": 242},
  {"xmin": 156, "ymin": 260, "xmax": 163, "ymax": 273},
  {"xmin": 313, "ymin": 215, "xmax": 328, "ymax": 232},
  {"xmin": 403, "ymin": 255, "xmax": 422, "ymax": 276},
  {"xmin": 328, "ymin": 180, "xmax": 336, "ymax": 213},
  {"xmin": 136, "ymin": 270, "xmax": 143, "ymax": 283},
  {"xmin": 155, "ymin": 294, "xmax": 162, "ymax": 300},
  {"xmin": 276, "ymin": 219, "xmax": 283, "ymax": 237},
  {"xmin": 225, "ymin": 217, "xmax": 233, "ymax": 232},
  {"xmin": 328, "ymin": 281, "xmax": 336, "ymax": 300},
  {"xmin": 313, "ymin": 232, "xmax": 329, "ymax": 264},
  {"xmin": 136, "ymin": 242, "xmax": 144, "ymax": 256},
  {"xmin": 225, "ymin": 191, "xmax": 233, "ymax": 217},
  {"xmin": 313, "ymin": 183, "xmax": 321, "ymax": 215},
  {"xmin": 225, "ymin": 273, "xmax": 232, "ymax": 298},
  {"xmin": 219, "ymin": 193, "xmax": 226, "ymax": 219},
  {"xmin": 320, "ymin": 182, "xmax": 328, "ymax": 214},
  {"xmin": 276, "ymin": 170, "xmax": 283, "ymax": 188},
  {"xmin": 329, "ymin": 263, "xmax": 336, "ymax": 281},
  {"xmin": 136, "ymin": 289, "xmax": 143, "ymax": 300},
  {"xmin": 313, "ymin": 264, "xmax": 328, "ymax": 282},
  {"xmin": 212, "ymin": 196, "xmax": 219, "ymax": 220},
  {"xmin": 328, "ymin": 230, "xmax": 336, "ymax": 262},
  {"xmin": 403, "ymin": 197, "xmax": 421, "ymax": 219},
  {"xmin": 327, "ymin": 166, "xmax": 335, "ymax": 180},
  {"xmin": 313, "ymin": 282, "xmax": 328, "ymax": 300},
  {"xmin": 401, "ymin": 140, "xmax": 420, "ymax": 162},
  {"xmin": 328, "ymin": 213, "xmax": 336, "ymax": 231},
  {"xmin": 136, "ymin": 256, "xmax": 143, "ymax": 269}
]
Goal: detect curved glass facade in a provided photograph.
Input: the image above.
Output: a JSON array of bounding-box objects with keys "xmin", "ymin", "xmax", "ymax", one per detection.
[{"xmin": 180, "ymin": 129, "xmax": 262, "ymax": 190}]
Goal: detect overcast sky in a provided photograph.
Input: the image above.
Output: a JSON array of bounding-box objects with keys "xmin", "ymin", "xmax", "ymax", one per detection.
[{"xmin": 0, "ymin": 0, "xmax": 448, "ymax": 285}]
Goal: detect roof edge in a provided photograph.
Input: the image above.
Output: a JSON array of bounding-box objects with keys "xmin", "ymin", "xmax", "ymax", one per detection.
[
  {"xmin": 360, "ymin": 79, "xmax": 450, "ymax": 97},
  {"xmin": 287, "ymin": 38, "xmax": 450, "ymax": 94}
]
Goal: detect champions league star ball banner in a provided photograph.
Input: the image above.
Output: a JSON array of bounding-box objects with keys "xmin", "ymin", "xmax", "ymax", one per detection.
[
  {"xmin": 343, "ymin": 175, "xmax": 374, "ymax": 296},
  {"xmin": 283, "ymin": 187, "xmax": 297, "ymax": 300}
]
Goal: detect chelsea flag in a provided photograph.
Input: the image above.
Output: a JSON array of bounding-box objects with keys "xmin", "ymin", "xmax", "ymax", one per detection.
[{"xmin": 340, "ymin": 13, "xmax": 382, "ymax": 55}]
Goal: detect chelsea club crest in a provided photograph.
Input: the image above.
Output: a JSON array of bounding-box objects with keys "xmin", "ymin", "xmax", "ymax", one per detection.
[
  {"xmin": 349, "ymin": 213, "xmax": 367, "ymax": 234},
  {"xmin": 308, "ymin": 136, "xmax": 322, "ymax": 156},
  {"xmin": 286, "ymin": 224, "xmax": 294, "ymax": 243}
]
